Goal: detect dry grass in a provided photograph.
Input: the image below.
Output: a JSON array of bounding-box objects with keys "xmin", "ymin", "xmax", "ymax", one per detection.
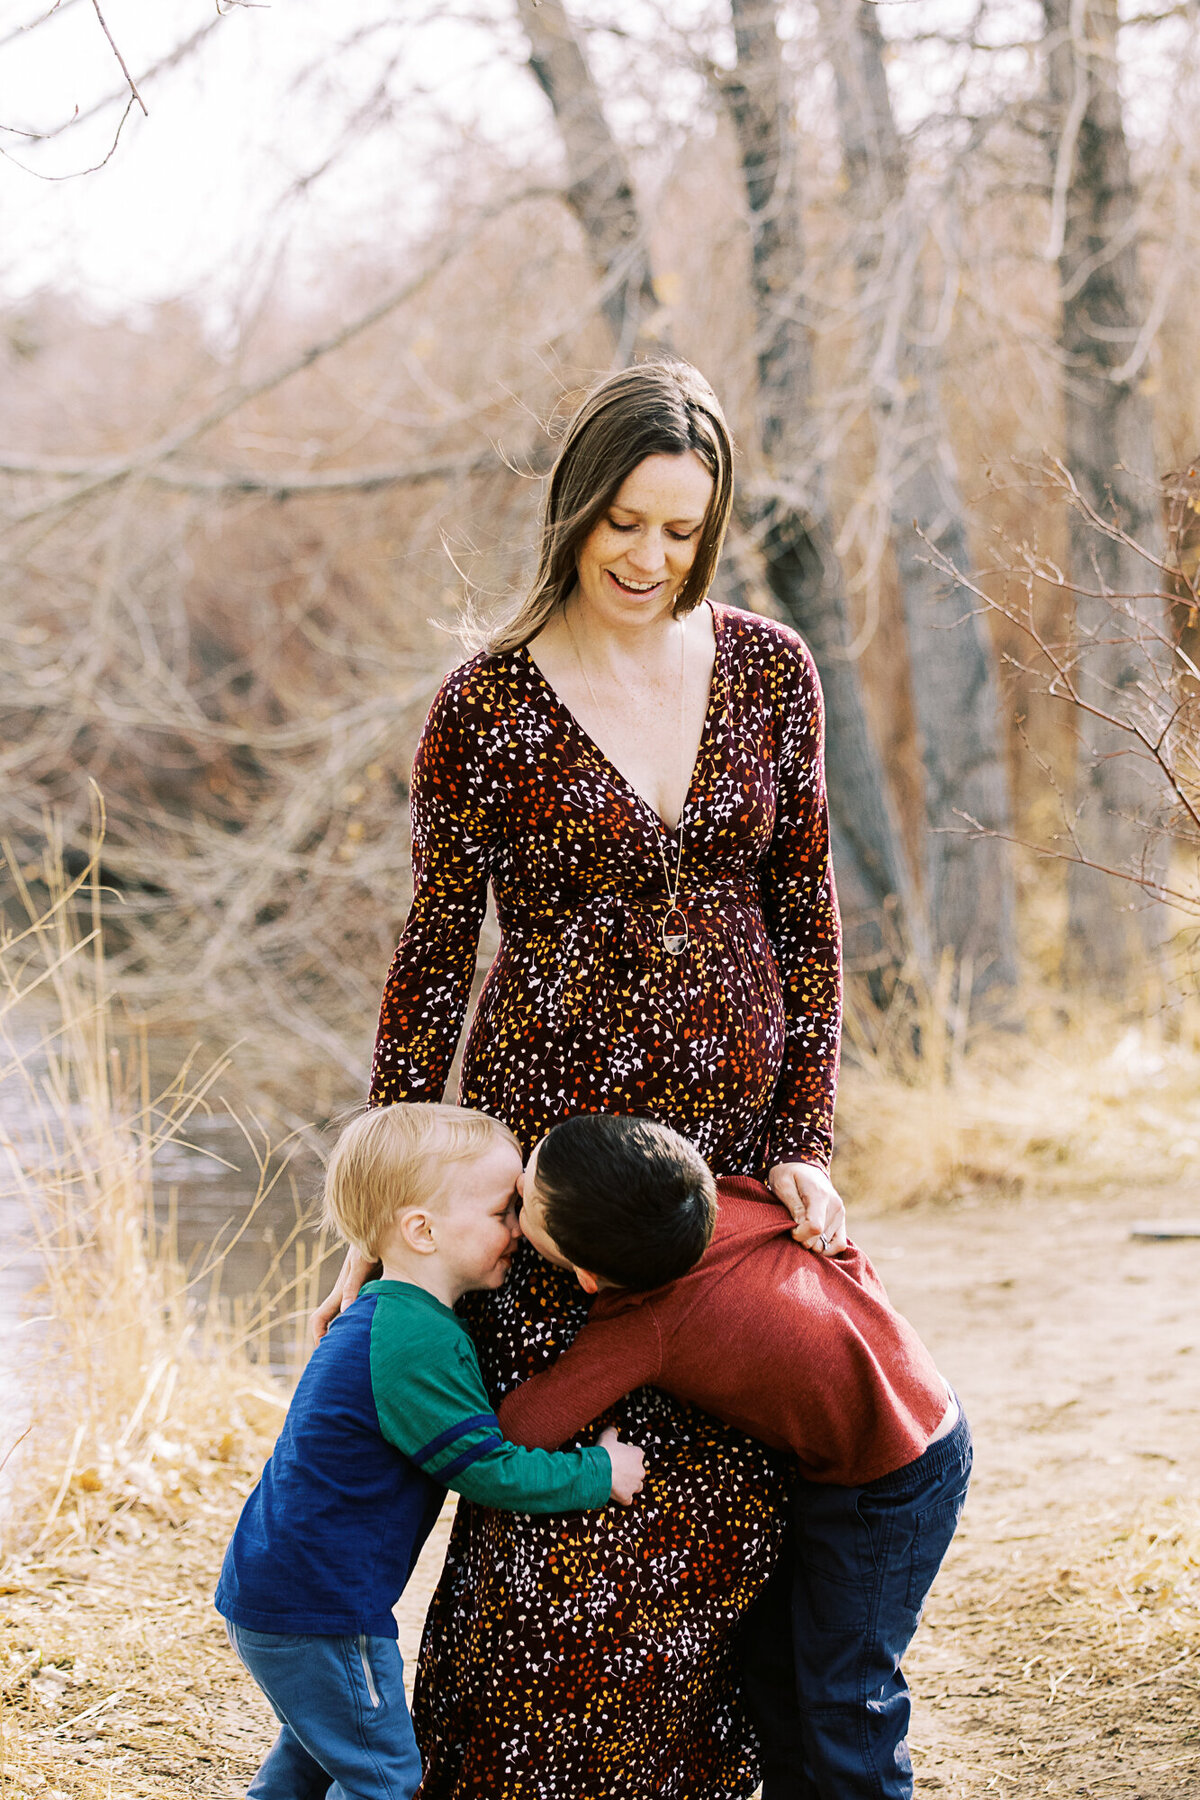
[
  {"xmin": 0, "ymin": 835, "xmax": 321, "ymax": 1561},
  {"xmin": 910, "ymin": 1499, "xmax": 1200, "ymax": 1795},
  {"xmin": 0, "ymin": 839, "xmax": 342, "ymax": 1800},
  {"xmin": 836, "ymin": 960, "xmax": 1200, "ymax": 1212},
  {"xmin": 0, "ymin": 841, "xmax": 321, "ymax": 1795}
]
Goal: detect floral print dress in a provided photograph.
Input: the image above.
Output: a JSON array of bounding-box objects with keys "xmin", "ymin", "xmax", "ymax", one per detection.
[{"xmin": 370, "ymin": 602, "xmax": 842, "ymax": 1799}]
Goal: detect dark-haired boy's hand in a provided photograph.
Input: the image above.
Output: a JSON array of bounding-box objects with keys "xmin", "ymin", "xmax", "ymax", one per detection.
[{"xmin": 599, "ymin": 1427, "xmax": 646, "ymax": 1505}]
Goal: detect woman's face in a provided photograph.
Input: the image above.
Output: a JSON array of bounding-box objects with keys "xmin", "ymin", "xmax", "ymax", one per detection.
[{"xmin": 573, "ymin": 451, "xmax": 715, "ymax": 630}]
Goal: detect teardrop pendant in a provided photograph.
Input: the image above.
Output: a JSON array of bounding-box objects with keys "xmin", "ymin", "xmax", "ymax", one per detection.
[{"xmin": 662, "ymin": 908, "xmax": 689, "ymax": 956}]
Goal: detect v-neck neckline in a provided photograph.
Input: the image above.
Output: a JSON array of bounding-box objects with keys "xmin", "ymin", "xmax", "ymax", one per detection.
[{"xmin": 520, "ymin": 600, "xmax": 726, "ymax": 837}]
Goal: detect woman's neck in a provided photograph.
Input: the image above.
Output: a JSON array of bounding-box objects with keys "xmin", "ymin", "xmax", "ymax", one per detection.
[{"xmin": 558, "ymin": 592, "xmax": 694, "ymax": 675}]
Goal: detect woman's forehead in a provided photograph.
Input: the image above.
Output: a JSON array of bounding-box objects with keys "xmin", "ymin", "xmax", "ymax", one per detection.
[{"xmin": 610, "ymin": 452, "xmax": 713, "ymax": 518}]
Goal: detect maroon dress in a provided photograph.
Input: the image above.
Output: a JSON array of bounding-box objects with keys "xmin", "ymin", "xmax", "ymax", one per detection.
[{"xmin": 370, "ymin": 602, "xmax": 841, "ymax": 1798}]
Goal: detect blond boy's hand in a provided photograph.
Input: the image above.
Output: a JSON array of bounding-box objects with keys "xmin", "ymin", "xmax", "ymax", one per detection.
[{"xmin": 598, "ymin": 1427, "xmax": 646, "ymax": 1505}]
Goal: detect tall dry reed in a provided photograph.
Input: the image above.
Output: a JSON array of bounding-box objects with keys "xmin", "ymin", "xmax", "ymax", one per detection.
[{"xmin": 0, "ymin": 822, "xmax": 322, "ymax": 1561}]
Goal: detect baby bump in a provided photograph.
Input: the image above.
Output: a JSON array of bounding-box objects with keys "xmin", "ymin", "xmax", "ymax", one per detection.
[
  {"xmin": 461, "ymin": 900, "xmax": 786, "ymax": 1168},
  {"xmin": 412, "ymin": 1387, "xmax": 788, "ymax": 1798}
]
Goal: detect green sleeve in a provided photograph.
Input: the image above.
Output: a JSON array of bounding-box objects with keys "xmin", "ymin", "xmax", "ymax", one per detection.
[{"xmin": 369, "ymin": 1302, "xmax": 611, "ymax": 1513}]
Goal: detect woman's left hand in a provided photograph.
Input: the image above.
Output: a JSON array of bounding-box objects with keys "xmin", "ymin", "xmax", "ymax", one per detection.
[{"xmin": 767, "ymin": 1162, "xmax": 848, "ymax": 1255}]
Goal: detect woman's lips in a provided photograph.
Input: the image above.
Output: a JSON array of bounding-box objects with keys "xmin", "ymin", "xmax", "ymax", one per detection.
[{"xmin": 606, "ymin": 570, "xmax": 665, "ymax": 596}]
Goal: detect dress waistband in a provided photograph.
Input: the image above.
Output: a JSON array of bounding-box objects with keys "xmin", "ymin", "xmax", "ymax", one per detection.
[{"xmin": 496, "ymin": 877, "xmax": 760, "ymax": 949}]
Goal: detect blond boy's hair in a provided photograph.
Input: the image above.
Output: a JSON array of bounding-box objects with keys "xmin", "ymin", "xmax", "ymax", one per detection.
[{"xmin": 323, "ymin": 1103, "xmax": 519, "ymax": 1258}]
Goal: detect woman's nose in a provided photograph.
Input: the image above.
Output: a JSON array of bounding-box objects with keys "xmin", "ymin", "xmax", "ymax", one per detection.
[{"xmin": 626, "ymin": 530, "xmax": 666, "ymax": 573}]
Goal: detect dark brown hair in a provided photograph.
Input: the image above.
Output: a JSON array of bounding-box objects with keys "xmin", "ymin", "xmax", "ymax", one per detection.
[
  {"xmin": 489, "ymin": 361, "xmax": 735, "ymax": 653},
  {"xmin": 534, "ymin": 1114, "xmax": 717, "ymax": 1292}
]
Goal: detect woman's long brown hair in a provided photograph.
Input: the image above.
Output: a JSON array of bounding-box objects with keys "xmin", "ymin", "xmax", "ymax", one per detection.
[{"xmin": 485, "ymin": 360, "xmax": 735, "ymax": 655}]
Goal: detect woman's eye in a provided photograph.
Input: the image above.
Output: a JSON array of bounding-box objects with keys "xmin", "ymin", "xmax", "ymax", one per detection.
[
  {"xmin": 606, "ymin": 518, "xmax": 637, "ymax": 532},
  {"xmin": 667, "ymin": 528, "xmax": 698, "ymax": 542}
]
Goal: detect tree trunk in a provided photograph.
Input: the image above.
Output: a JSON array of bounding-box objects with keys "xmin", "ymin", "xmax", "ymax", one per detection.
[
  {"xmin": 816, "ymin": 0, "xmax": 1019, "ymax": 1001},
  {"xmin": 513, "ymin": 0, "xmax": 660, "ymax": 361},
  {"xmin": 725, "ymin": 0, "xmax": 926, "ymax": 981},
  {"xmin": 1044, "ymin": 0, "xmax": 1169, "ymax": 990}
]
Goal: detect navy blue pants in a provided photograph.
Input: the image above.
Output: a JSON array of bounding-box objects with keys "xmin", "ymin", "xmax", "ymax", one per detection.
[
  {"xmin": 742, "ymin": 1409, "xmax": 973, "ymax": 1800},
  {"xmin": 226, "ymin": 1622, "xmax": 422, "ymax": 1800}
]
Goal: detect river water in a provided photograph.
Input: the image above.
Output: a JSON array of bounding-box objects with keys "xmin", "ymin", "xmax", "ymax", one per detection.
[{"xmin": 0, "ymin": 1026, "xmax": 334, "ymax": 1377}]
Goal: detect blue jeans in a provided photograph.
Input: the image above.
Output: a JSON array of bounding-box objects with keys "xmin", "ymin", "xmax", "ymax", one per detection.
[
  {"xmin": 225, "ymin": 1622, "xmax": 423, "ymax": 1800},
  {"xmin": 743, "ymin": 1408, "xmax": 973, "ymax": 1800}
]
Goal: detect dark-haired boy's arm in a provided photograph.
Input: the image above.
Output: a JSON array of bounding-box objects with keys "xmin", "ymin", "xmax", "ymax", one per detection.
[{"xmin": 498, "ymin": 1311, "xmax": 662, "ymax": 1450}]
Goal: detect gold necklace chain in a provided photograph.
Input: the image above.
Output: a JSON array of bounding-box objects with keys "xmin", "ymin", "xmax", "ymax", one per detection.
[{"xmin": 565, "ymin": 610, "xmax": 691, "ymax": 957}]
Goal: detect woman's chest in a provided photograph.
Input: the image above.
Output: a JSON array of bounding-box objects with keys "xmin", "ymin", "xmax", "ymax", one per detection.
[{"xmin": 483, "ymin": 678, "xmax": 782, "ymax": 890}]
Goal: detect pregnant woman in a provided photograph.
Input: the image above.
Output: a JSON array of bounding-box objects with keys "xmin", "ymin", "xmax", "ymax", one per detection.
[{"xmin": 317, "ymin": 360, "xmax": 845, "ymax": 1797}]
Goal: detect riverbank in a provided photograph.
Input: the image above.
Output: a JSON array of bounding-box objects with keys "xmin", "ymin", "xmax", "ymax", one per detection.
[{"xmin": 3, "ymin": 1177, "xmax": 1197, "ymax": 1799}]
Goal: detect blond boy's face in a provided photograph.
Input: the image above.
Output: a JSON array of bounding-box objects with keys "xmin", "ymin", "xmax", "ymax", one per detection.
[
  {"xmin": 435, "ymin": 1135, "xmax": 524, "ymax": 1294},
  {"xmin": 516, "ymin": 1141, "xmax": 574, "ymax": 1271}
]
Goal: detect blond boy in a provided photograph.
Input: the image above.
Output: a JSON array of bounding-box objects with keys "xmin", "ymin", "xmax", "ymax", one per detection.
[{"xmin": 216, "ymin": 1103, "xmax": 643, "ymax": 1800}]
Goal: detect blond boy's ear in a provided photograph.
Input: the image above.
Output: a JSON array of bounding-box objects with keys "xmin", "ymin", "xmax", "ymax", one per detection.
[{"xmin": 393, "ymin": 1207, "xmax": 439, "ymax": 1258}]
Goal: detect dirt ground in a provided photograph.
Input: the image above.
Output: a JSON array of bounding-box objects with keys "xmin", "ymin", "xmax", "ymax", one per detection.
[{"xmin": 4, "ymin": 1180, "xmax": 1198, "ymax": 1798}]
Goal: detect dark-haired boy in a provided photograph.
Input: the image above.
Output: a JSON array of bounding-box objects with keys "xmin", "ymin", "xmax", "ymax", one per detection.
[{"xmin": 503, "ymin": 1113, "xmax": 971, "ymax": 1800}]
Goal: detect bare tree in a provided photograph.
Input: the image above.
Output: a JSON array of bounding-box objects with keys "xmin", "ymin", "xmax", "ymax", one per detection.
[
  {"xmin": 513, "ymin": 0, "xmax": 661, "ymax": 361},
  {"xmin": 722, "ymin": 0, "xmax": 926, "ymax": 978},
  {"xmin": 815, "ymin": 0, "xmax": 1019, "ymax": 1001},
  {"xmin": 923, "ymin": 465, "xmax": 1197, "ymax": 947},
  {"xmin": 1043, "ymin": 0, "xmax": 1170, "ymax": 989}
]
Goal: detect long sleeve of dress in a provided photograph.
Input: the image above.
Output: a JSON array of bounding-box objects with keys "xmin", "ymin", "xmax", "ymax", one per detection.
[
  {"xmin": 758, "ymin": 640, "xmax": 843, "ymax": 1173},
  {"xmin": 370, "ymin": 667, "xmax": 494, "ymax": 1107}
]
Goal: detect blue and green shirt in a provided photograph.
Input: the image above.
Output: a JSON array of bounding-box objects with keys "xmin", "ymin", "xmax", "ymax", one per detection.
[{"xmin": 215, "ymin": 1279, "xmax": 610, "ymax": 1637}]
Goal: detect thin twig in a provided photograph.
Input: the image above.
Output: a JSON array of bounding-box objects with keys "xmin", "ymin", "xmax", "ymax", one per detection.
[
  {"xmin": 89, "ymin": 0, "xmax": 148, "ymax": 115},
  {"xmin": 0, "ymin": 448, "xmax": 503, "ymax": 499},
  {"xmin": 0, "ymin": 95, "xmax": 134, "ymax": 179}
]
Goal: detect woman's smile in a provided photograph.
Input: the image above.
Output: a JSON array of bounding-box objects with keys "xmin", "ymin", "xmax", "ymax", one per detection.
[{"xmin": 606, "ymin": 569, "xmax": 667, "ymax": 598}]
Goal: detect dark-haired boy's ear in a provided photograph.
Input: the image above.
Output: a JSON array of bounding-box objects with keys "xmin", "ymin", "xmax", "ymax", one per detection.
[{"xmin": 573, "ymin": 1265, "xmax": 600, "ymax": 1295}]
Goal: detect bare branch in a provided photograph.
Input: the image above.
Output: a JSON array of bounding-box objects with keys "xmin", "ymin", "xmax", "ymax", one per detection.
[
  {"xmin": 0, "ymin": 0, "xmax": 83, "ymax": 52},
  {"xmin": 0, "ymin": 93, "xmax": 134, "ymax": 179},
  {"xmin": 915, "ymin": 522, "xmax": 1200, "ymax": 842},
  {"xmin": 2, "ymin": 183, "xmax": 559, "ymax": 529},
  {"xmin": 88, "ymin": 0, "xmax": 148, "ymax": 116},
  {"xmin": 12, "ymin": 16, "xmax": 224, "ymax": 144},
  {"xmin": 0, "ymin": 448, "xmax": 503, "ymax": 498}
]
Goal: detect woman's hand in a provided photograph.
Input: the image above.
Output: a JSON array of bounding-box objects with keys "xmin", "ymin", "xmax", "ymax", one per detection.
[
  {"xmin": 599, "ymin": 1427, "xmax": 646, "ymax": 1505},
  {"xmin": 310, "ymin": 1246, "xmax": 380, "ymax": 1344},
  {"xmin": 766, "ymin": 1161, "xmax": 848, "ymax": 1255}
]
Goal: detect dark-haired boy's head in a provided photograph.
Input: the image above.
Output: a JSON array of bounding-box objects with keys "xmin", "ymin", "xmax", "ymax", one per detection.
[{"xmin": 519, "ymin": 1115, "xmax": 716, "ymax": 1292}]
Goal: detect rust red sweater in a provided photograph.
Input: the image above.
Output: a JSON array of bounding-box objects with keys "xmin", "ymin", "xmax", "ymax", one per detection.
[{"xmin": 499, "ymin": 1177, "xmax": 948, "ymax": 1485}]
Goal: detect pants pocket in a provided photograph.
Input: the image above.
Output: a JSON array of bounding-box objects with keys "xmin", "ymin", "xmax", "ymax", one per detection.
[
  {"xmin": 357, "ymin": 1634, "xmax": 382, "ymax": 1710},
  {"xmin": 904, "ymin": 1488, "xmax": 968, "ymax": 1615},
  {"xmin": 799, "ymin": 1561, "xmax": 870, "ymax": 1632}
]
